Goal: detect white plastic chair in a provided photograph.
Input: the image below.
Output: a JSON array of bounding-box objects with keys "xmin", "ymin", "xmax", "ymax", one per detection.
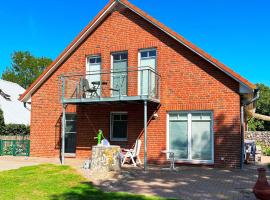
[{"xmin": 121, "ymin": 139, "xmax": 142, "ymax": 167}]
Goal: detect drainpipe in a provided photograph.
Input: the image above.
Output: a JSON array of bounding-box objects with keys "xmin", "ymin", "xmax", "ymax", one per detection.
[{"xmin": 240, "ymin": 88, "xmax": 259, "ymax": 169}]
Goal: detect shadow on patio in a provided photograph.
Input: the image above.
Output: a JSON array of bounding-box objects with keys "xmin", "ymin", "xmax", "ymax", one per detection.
[
  {"xmin": 93, "ymin": 164, "xmax": 261, "ymax": 200},
  {"xmin": 49, "ymin": 181, "xmax": 176, "ymax": 200}
]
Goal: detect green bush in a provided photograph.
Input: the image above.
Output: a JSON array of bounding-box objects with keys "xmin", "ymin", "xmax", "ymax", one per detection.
[
  {"xmin": 0, "ymin": 124, "xmax": 30, "ymax": 136},
  {"xmin": 264, "ymin": 147, "xmax": 270, "ymax": 156},
  {"xmin": 256, "ymin": 142, "xmax": 270, "ymax": 156},
  {"xmin": 0, "ymin": 108, "xmax": 30, "ymax": 136}
]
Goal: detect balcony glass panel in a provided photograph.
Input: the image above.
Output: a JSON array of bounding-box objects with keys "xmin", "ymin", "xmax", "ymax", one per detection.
[{"xmin": 60, "ymin": 67, "xmax": 160, "ymax": 103}]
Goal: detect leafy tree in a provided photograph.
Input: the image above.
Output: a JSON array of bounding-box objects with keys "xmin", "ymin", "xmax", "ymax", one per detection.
[
  {"xmin": 0, "ymin": 109, "xmax": 4, "ymax": 127},
  {"xmin": 248, "ymin": 83, "xmax": 270, "ymax": 131},
  {"xmin": 1, "ymin": 51, "xmax": 52, "ymax": 89}
]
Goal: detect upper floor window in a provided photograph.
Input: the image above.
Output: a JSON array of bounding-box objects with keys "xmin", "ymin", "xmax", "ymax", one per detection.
[
  {"xmin": 113, "ymin": 52, "xmax": 128, "ymax": 61},
  {"xmin": 86, "ymin": 55, "xmax": 101, "ymax": 73},
  {"xmin": 88, "ymin": 56, "xmax": 101, "ymax": 65},
  {"xmin": 140, "ymin": 49, "xmax": 156, "ymax": 59}
]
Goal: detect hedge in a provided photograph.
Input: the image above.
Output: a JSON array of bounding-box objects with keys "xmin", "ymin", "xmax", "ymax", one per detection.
[
  {"xmin": 0, "ymin": 108, "xmax": 30, "ymax": 136},
  {"xmin": 0, "ymin": 124, "xmax": 30, "ymax": 136}
]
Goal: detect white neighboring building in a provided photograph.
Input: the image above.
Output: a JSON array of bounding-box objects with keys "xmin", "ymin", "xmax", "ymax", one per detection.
[{"xmin": 0, "ymin": 79, "xmax": 30, "ymax": 125}]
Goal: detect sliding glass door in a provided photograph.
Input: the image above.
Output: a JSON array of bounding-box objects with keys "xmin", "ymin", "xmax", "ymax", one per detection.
[{"xmin": 168, "ymin": 112, "xmax": 213, "ymax": 163}]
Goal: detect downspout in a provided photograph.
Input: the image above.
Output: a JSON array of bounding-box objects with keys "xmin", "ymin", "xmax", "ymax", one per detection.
[{"xmin": 240, "ymin": 88, "xmax": 259, "ymax": 169}]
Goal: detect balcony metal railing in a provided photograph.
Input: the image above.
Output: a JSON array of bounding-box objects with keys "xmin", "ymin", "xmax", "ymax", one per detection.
[{"xmin": 59, "ymin": 67, "xmax": 160, "ymax": 104}]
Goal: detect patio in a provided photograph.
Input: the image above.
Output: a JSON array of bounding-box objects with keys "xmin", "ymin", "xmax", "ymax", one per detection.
[
  {"xmin": 0, "ymin": 156, "xmax": 269, "ymax": 200},
  {"xmin": 93, "ymin": 165, "xmax": 260, "ymax": 200}
]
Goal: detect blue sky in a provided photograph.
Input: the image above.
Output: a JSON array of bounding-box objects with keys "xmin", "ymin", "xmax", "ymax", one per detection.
[{"xmin": 0, "ymin": 0, "xmax": 269, "ymax": 86}]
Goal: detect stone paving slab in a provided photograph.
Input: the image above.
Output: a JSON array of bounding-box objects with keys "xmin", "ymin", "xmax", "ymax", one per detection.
[
  {"xmin": 0, "ymin": 156, "xmax": 268, "ymax": 200},
  {"xmin": 90, "ymin": 165, "xmax": 262, "ymax": 200}
]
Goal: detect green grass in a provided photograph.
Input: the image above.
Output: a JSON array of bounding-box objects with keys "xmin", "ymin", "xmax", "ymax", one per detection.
[{"xmin": 0, "ymin": 164, "xmax": 175, "ymax": 200}]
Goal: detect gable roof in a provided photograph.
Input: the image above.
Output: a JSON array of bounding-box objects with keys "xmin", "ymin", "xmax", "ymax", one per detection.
[
  {"xmin": 0, "ymin": 79, "xmax": 30, "ymax": 125},
  {"xmin": 19, "ymin": 0, "xmax": 256, "ymax": 102}
]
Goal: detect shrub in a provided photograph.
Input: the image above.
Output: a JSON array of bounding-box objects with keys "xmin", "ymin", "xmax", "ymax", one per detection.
[
  {"xmin": 0, "ymin": 108, "xmax": 30, "ymax": 136},
  {"xmin": 256, "ymin": 142, "xmax": 270, "ymax": 156},
  {"xmin": 0, "ymin": 124, "xmax": 30, "ymax": 136},
  {"xmin": 264, "ymin": 147, "xmax": 270, "ymax": 156}
]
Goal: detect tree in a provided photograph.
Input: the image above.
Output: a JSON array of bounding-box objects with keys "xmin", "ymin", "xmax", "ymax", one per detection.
[
  {"xmin": 1, "ymin": 51, "xmax": 52, "ymax": 89},
  {"xmin": 248, "ymin": 83, "xmax": 270, "ymax": 131}
]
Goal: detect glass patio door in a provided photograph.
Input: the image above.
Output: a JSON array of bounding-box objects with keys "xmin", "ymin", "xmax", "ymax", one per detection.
[
  {"xmin": 169, "ymin": 113, "xmax": 189, "ymax": 159},
  {"xmin": 111, "ymin": 52, "xmax": 128, "ymax": 96},
  {"xmin": 168, "ymin": 112, "xmax": 213, "ymax": 162}
]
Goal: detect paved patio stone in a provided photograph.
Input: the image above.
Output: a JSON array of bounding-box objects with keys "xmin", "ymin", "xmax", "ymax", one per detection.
[
  {"xmin": 90, "ymin": 165, "xmax": 262, "ymax": 200},
  {"xmin": 0, "ymin": 156, "xmax": 269, "ymax": 200}
]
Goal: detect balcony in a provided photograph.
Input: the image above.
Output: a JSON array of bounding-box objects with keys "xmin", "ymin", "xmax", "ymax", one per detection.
[{"xmin": 59, "ymin": 67, "xmax": 160, "ymax": 104}]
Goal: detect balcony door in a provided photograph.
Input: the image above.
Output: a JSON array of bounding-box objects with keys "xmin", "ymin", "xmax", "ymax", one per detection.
[
  {"xmin": 139, "ymin": 49, "xmax": 157, "ymax": 96},
  {"xmin": 86, "ymin": 56, "xmax": 101, "ymax": 96},
  {"xmin": 111, "ymin": 52, "xmax": 128, "ymax": 96}
]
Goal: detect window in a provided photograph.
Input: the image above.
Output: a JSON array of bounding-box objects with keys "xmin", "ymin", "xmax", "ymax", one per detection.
[
  {"xmin": 167, "ymin": 111, "xmax": 213, "ymax": 163},
  {"xmin": 87, "ymin": 55, "xmax": 101, "ymax": 74},
  {"xmin": 113, "ymin": 52, "xmax": 127, "ymax": 61},
  {"xmin": 110, "ymin": 112, "xmax": 128, "ymax": 141},
  {"xmin": 88, "ymin": 57, "xmax": 101, "ymax": 64},
  {"xmin": 141, "ymin": 50, "xmax": 156, "ymax": 58}
]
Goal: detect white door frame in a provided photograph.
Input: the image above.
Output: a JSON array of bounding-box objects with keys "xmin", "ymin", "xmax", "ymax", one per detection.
[
  {"xmin": 86, "ymin": 55, "xmax": 101, "ymax": 96},
  {"xmin": 138, "ymin": 48, "xmax": 157, "ymax": 96},
  {"xmin": 111, "ymin": 51, "xmax": 128, "ymax": 97},
  {"xmin": 166, "ymin": 111, "xmax": 214, "ymax": 164}
]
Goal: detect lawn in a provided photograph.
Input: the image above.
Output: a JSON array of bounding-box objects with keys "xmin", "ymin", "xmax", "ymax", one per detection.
[{"xmin": 0, "ymin": 164, "xmax": 175, "ymax": 200}]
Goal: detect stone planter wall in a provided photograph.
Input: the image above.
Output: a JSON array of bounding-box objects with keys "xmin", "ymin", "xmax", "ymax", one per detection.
[
  {"xmin": 90, "ymin": 145, "xmax": 121, "ymax": 172},
  {"xmin": 245, "ymin": 131, "xmax": 270, "ymax": 147}
]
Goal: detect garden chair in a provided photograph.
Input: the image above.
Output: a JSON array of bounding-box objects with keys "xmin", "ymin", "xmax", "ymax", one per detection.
[
  {"xmin": 121, "ymin": 139, "xmax": 142, "ymax": 167},
  {"xmin": 81, "ymin": 78, "xmax": 99, "ymax": 97}
]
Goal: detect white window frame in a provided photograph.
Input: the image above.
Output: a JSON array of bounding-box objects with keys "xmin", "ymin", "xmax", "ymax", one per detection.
[
  {"xmin": 86, "ymin": 55, "xmax": 101, "ymax": 74},
  {"xmin": 111, "ymin": 52, "xmax": 128, "ymax": 97},
  {"xmin": 110, "ymin": 112, "xmax": 128, "ymax": 141},
  {"xmin": 166, "ymin": 111, "xmax": 214, "ymax": 164},
  {"xmin": 138, "ymin": 48, "xmax": 157, "ymax": 96}
]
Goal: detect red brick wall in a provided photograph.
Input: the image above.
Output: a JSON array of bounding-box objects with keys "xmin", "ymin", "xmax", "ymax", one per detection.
[{"xmin": 30, "ymin": 5, "xmax": 241, "ymax": 167}]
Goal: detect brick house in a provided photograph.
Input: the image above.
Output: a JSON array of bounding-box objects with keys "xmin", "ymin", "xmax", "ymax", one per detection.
[{"xmin": 19, "ymin": 0, "xmax": 257, "ymax": 168}]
